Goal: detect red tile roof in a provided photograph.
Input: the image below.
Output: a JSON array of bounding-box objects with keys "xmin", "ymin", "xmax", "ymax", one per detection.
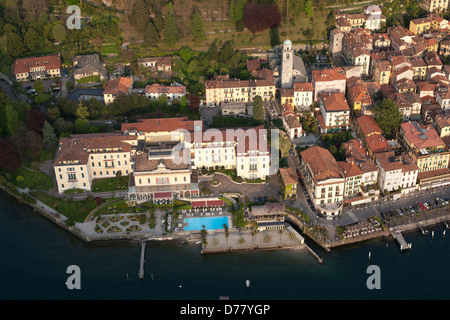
[
  {"xmin": 14, "ymin": 54, "xmax": 61, "ymax": 74},
  {"xmin": 104, "ymin": 77, "xmax": 133, "ymax": 95},
  {"xmin": 356, "ymin": 115, "xmax": 382, "ymax": 136}
]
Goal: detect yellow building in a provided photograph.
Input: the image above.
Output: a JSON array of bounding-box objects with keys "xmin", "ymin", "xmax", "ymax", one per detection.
[
  {"xmin": 372, "ymin": 60, "xmax": 391, "ymax": 85},
  {"xmin": 399, "ymin": 122, "xmax": 450, "ymax": 189},
  {"xmin": 409, "ymin": 17, "xmax": 432, "ymax": 34},
  {"xmin": 420, "ymin": 0, "xmax": 449, "ymax": 13}
]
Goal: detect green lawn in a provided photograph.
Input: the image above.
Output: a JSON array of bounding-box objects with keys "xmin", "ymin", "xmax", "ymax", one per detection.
[
  {"xmin": 212, "ymin": 116, "xmax": 261, "ymax": 128},
  {"xmin": 91, "ymin": 176, "xmax": 129, "ymax": 192},
  {"xmin": 30, "ymin": 191, "xmax": 98, "ymax": 223},
  {"xmin": 75, "ymin": 75, "xmax": 101, "ymax": 84},
  {"xmin": 102, "ymin": 44, "xmax": 120, "ymax": 55},
  {"xmin": 6, "ymin": 168, "xmax": 54, "ymax": 191}
]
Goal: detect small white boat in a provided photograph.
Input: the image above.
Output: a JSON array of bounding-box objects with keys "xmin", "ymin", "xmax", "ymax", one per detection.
[{"xmin": 245, "ymin": 280, "xmax": 250, "ymax": 288}]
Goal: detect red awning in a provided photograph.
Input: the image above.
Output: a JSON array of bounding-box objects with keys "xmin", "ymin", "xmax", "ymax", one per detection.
[
  {"xmin": 191, "ymin": 201, "xmax": 206, "ymax": 207},
  {"xmin": 154, "ymin": 192, "xmax": 172, "ymax": 199},
  {"xmin": 207, "ymin": 200, "xmax": 224, "ymax": 207}
]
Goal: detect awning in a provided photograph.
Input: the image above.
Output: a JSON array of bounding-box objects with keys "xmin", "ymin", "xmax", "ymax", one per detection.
[
  {"xmin": 207, "ymin": 200, "xmax": 224, "ymax": 207},
  {"xmin": 154, "ymin": 192, "xmax": 172, "ymax": 199}
]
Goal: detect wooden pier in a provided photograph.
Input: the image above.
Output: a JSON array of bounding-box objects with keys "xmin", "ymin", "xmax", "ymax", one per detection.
[
  {"xmin": 417, "ymin": 223, "xmax": 428, "ymax": 236},
  {"xmin": 138, "ymin": 240, "xmax": 146, "ymax": 280},
  {"xmin": 390, "ymin": 228, "xmax": 412, "ymax": 251}
]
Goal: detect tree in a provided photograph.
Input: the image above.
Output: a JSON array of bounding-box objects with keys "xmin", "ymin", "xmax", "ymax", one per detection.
[
  {"xmin": 7, "ymin": 32, "xmax": 25, "ymax": 58},
  {"xmin": 191, "ymin": 10, "xmax": 205, "ymax": 42},
  {"xmin": 243, "ymin": 2, "xmax": 282, "ymax": 34},
  {"xmin": 52, "ymin": 22, "xmax": 67, "ymax": 43},
  {"xmin": 47, "ymin": 107, "xmax": 60, "ymax": 123},
  {"xmin": 34, "ymin": 80, "xmax": 45, "ymax": 95},
  {"xmin": 144, "ymin": 21, "xmax": 160, "ymax": 47},
  {"xmin": 372, "ymin": 99, "xmax": 403, "ymax": 137},
  {"xmin": 163, "ymin": 3, "xmax": 179, "ymax": 47},
  {"xmin": 180, "ymin": 96, "xmax": 188, "ymax": 114},
  {"xmin": 5, "ymin": 104, "xmax": 20, "ymax": 136},
  {"xmin": 0, "ymin": 138, "xmax": 20, "ymax": 171},
  {"xmin": 75, "ymin": 119, "xmax": 90, "ymax": 134},
  {"xmin": 42, "ymin": 121, "xmax": 58, "ymax": 151},
  {"xmin": 54, "ymin": 117, "xmax": 73, "ymax": 134},
  {"xmin": 208, "ymin": 41, "xmax": 219, "ymax": 63},
  {"xmin": 304, "ymin": 0, "xmax": 314, "ymax": 17},
  {"xmin": 26, "ymin": 109, "xmax": 47, "ymax": 135},
  {"xmin": 130, "ymin": 0, "xmax": 150, "ymax": 31},
  {"xmin": 253, "ymin": 95, "xmax": 264, "ymax": 123},
  {"xmin": 75, "ymin": 103, "xmax": 89, "ymax": 121},
  {"xmin": 24, "ymin": 28, "xmax": 40, "ymax": 52},
  {"xmin": 187, "ymin": 94, "xmax": 200, "ymax": 112}
]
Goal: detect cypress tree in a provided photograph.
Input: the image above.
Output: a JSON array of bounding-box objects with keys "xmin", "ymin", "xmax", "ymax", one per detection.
[
  {"xmin": 144, "ymin": 21, "xmax": 160, "ymax": 47},
  {"xmin": 191, "ymin": 10, "xmax": 205, "ymax": 42},
  {"xmin": 163, "ymin": 3, "xmax": 179, "ymax": 47}
]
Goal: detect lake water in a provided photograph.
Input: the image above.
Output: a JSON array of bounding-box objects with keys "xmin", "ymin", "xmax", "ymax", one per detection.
[{"xmin": 1, "ymin": 192, "xmax": 450, "ymax": 301}]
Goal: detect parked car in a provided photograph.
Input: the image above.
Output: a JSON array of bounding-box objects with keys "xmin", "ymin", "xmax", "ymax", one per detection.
[{"xmin": 289, "ymin": 149, "xmax": 294, "ymax": 156}]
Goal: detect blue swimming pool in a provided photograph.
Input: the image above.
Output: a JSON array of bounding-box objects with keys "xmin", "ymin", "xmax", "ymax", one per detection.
[{"xmin": 184, "ymin": 216, "xmax": 229, "ymax": 231}]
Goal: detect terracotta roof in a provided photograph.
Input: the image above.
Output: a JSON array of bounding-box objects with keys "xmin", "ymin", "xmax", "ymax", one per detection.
[
  {"xmin": 54, "ymin": 134, "xmax": 136, "ymax": 166},
  {"xmin": 279, "ymin": 167, "xmax": 298, "ymax": 185},
  {"xmin": 359, "ymin": 159, "xmax": 378, "ymax": 173},
  {"xmin": 104, "ymin": 77, "xmax": 133, "ymax": 95},
  {"xmin": 246, "ymin": 59, "xmax": 261, "ymax": 72},
  {"xmin": 344, "ymin": 139, "xmax": 369, "ymax": 163},
  {"xmin": 401, "ymin": 121, "xmax": 445, "ymax": 149},
  {"xmin": 14, "ymin": 54, "xmax": 61, "ymax": 74},
  {"xmin": 121, "ymin": 117, "xmax": 202, "ymax": 133},
  {"xmin": 293, "ymin": 82, "xmax": 314, "ymax": 92},
  {"xmin": 144, "ymin": 83, "xmax": 186, "ymax": 95},
  {"xmin": 134, "ymin": 152, "xmax": 190, "ymax": 172},
  {"xmin": 319, "ymin": 91, "xmax": 350, "ymax": 112},
  {"xmin": 366, "ymin": 133, "xmax": 391, "ymax": 154},
  {"xmin": 375, "ymin": 151, "xmax": 418, "ymax": 173},
  {"xmin": 205, "ymin": 78, "xmax": 275, "ymax": 89},
  {"xmin": 301, "ymin": 146, "xmax": 344, "ymax": 183},
  {"xmin": 338, "ymin": 161, "xmax": 363, "ymax": 177},
  {"xmin": 357, "ymin": 115, "xmax": 382, "ymax": 136},
  {"xmin": 418, "ymin": 168, "xmax": 450, "ymax": 180},
  {"xmin": 311, "ymin": 67, "xmax": 346, "ymax": 82}
]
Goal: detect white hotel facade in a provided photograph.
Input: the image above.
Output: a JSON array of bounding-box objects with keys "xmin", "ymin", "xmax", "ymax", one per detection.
[{"xmin": 54, "ymin": 118, "xmax": 273, "ymax": 197}]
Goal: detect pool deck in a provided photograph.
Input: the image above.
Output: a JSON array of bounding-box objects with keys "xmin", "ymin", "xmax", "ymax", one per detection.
[{"xmin": 201, "ymin": 228, "xmax": 305, "ymax": 254}]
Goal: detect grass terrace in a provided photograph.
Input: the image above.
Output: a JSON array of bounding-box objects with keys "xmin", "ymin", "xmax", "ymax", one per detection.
[
  {"xmin": 30, "ymin": 191, "xmax": 98, "ymax": 223},
  {"xmin": 5, "ymin": 168, "xmax": 54, "ymax": 191},
  {"xmin": 91, "ymin": 176, "xmax": 129, "ymax": 192}
]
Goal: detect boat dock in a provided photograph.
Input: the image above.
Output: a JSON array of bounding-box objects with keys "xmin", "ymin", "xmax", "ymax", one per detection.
[
  {"xmin": 417, "ymin": 223, "xmax": 428, "ymax": 235},
  {"xmin": 390, "ymin": 228, "xmax": 412, "ymax": 251},
  {"xmin": 138, "ymin": 240, "xmax": 146, "ymax": 280}
]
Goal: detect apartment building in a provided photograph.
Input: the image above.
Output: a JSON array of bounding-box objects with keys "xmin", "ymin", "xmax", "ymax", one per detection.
[
  {"xmin": 316, "ymin": 91, "xmax": 351, "ymax": 134},
  {"xmin": 53, "ymin": 134, "xmax": 136, "ymax": 193},
  {"xmin": 399, "ymin": 121, "xmax": 450, "ymax": 188},
  {"xmin": 14, "ymin": 54, "xmax": 61, "ymax": 81},
  {"xmin": 204, "ymin": 78, "xmax": 276, "ymax": 106},
  {"xmin": 144, "ymin": 83, "xmax": 186, "ymax": 103},
  {"xmin": 103, "ymin": 77, "xmax": 133, "ymax": 105},
  {"xmin": 375, "ymin": 151, "xmax": 419, "ymax": 196},
  {"xmin": 300, "ymin": 146, "xmax": 346, "ymax": 218},
  {"xmin": 311, "ymin": 67, "xmax": 347, "ymax": 101},
  {"xmin": 293, "ymin": 82, "xmax": 314, "ymax": 109},
  {"xmin": 420, "ymin": 0, "xmax": 449, "ymax": 13}
]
